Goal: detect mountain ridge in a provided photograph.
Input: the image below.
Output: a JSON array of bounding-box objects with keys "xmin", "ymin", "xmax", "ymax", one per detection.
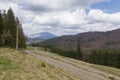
[{"xmin": 40, "ymin": 28, "xmax": 120, "ymax": 50}]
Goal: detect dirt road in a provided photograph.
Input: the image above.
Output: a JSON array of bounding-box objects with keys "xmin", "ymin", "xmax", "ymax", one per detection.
[{"xmin": 25, "ymin": 50, "xmax": 120, "ymax": 80}]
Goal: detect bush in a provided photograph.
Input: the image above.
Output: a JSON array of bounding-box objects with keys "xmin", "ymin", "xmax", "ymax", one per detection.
[
  {"xmin": 41, "ymin": 62, "xmax": 46, "ymax": 67},
  {"xmin": 108, "ymin": 76, "xmax": 115, "ymax": 80}
]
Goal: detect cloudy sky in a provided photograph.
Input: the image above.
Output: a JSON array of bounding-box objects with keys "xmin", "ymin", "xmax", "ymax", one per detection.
[{"xmin": 0, "ymin": 0, "xmax": 120, "ymax": 36}]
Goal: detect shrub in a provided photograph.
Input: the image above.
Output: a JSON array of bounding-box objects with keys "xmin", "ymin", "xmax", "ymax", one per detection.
[{"xmin": 41, "ymin": 62, "xmax": 46, "ymax": 67}]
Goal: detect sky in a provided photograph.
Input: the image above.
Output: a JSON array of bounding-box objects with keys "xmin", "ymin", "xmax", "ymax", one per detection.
[{"xmin": 0, "ymin": 0, "xmax": 120, "ymax": 36}]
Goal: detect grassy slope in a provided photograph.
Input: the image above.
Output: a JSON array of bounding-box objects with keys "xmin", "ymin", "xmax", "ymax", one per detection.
[
  {"xmin": 0, "ymin": 48, "xmax": 80, "ymax": 80},
  {"xmin": 28, "ymin": 47, "xmax": 120, "ymax": 77}
]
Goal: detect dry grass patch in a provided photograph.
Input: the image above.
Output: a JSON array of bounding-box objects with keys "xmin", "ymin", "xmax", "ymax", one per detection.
[{"xmin": 0, "ymin": 48, "xmax": 81, "ymax": 80}]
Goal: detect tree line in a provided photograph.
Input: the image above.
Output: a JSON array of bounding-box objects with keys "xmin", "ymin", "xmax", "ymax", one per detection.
[
  {"xmin": 32, "ymin": 37, "xmax": 83, "ymax": 60},
  {"xmin": 49, "ymin": 47, "xmax": 120, "ymax": 69},
  {"xmin": 33, "ymin": 41, "xmax": 120, "ymax": 69},
  {"xmin": 44, "ymin": 45, "xmax": 120, "ymax": 69},
  {"xmin": 53, "ymin": 37, "xmax": 83, "ymax": 60},
  {"xmin": 89, "ymin": 49, "xmax": 120, "ymax": 68},
  {"xmin": 0, "ymin": 8, "xmax": 26, "ymax": 48},
  {"xmin": 48, "ymin": 46, "xmax": 120, "ymax": 69}
]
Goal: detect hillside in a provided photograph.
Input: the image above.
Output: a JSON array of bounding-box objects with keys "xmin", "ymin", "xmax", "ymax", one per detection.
[
  {"xmin": 1, "ymin": 48, "xmax": 120, "ymax": 80},
  {"xmin": 25, "ymin": 47, "xmax": 120, "ymax": 80},
  {"xmin": 40, "ymin": 28, "xmax": 120, "ymax": 51},
  {"xmin": 0, "ymin": 48, "xmax": 80, "ymax": 80}
]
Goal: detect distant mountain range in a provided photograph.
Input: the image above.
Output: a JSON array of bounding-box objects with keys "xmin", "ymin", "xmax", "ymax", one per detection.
[
  {"xmin": 27, "ymin": 32, "xmax": 57, "ymax": 44},
  {"xmin": 40, "ymin": 28, "xmax": 120, "ymax": 51}
]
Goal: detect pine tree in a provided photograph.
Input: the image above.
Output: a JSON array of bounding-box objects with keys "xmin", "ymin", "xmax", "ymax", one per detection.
[
  {"xmin": 4, "ymin": 8, "xmax": 17, "ymax": 48},
  {"xmin": 18, "ymin": 25, "xmax": 26, "ymax": 48},
  {"xmin": 0, "ymin": 8, "xmax": 26, "ymax": 49},
  {"xmin": 2, "ymin": 10, "xmax": 7, "ymax": 19},
  {"xmin": 117, "ymin": 52, "xmax": 120, "ymax": 68},
  {"xmin": 1, "ymin": 10, "xmax": 7, "ymax": 47},
  {"xmin": 16, "ymin": 18, "xmax": 26, "ymax": 49},
  {"xmin": 0, "ymin": 12, "xmax": 4, "ymax": 46},
  {"xmin": 76, "ymin": 37, "xmax": 83, "ymax": 59}
]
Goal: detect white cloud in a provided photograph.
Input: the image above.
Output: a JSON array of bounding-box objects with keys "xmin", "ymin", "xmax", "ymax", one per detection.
[
  {"xmin": 12, "ymin": 0, "xmax": 104, "ymax": 11},
  {"xmin": 30, "ymin": 9, "xmax": 120, "ymax": 36},
  {"xmin": 0, "ymin": 0, "xmax": 120, "ymax": 37},
  {"xmin": 87, "ymin": 9, "xmax": 120, "ymax": 25},
  {"xmin": 33, "ymin": 9, "xmax": 86, "ymax": 25}
]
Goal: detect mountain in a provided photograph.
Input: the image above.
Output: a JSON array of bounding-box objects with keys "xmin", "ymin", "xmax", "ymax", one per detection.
[
  {"xmin": 27, "ymin": 32, "xmax": 57, "ymax": 44},
  {"xmin": 40, "ymin": 28, "xmax": 120, "ymax": 51},
  {"xmin": 30, "ymin": 32, "xmax": 57, "ymax": 39}
]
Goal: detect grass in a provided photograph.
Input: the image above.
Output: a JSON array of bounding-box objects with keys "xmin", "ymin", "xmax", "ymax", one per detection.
[
  {"xmin": 27, "ymin": 46, "xmax": 44, "ymax": 51},
  {"xmin": 64, "ymin": 54, "xmax": 120, "ymax": 77},
  {"xmin": 0, "ymin": 48, "xmax": 81, "ymax": 80},
  {"xmin": 27, "ymin": 47, "xmax": 120, "ymax": 78},
  {"xmin": 90, "ymin": 64, "xmax": 120, "ymax": 77}
]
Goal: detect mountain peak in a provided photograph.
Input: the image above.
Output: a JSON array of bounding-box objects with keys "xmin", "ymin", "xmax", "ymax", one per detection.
[
  {"xmin": 27, "ymin": 32, "xmax": 57, "ymax": 44},
  {"xmin": 30, "ymin": 32, "xmax": 57, "ymax": 39},
  {"xmin": 38, "ymin": 32, "xmax": 57, "ymax": 39},
  {"xmin": 39, "ymin": 32, "xmax": 55, "ymax": 35}
]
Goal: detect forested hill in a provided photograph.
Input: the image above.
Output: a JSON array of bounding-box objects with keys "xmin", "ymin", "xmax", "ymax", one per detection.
[
  {"xmin": 0, "ymin": 8, "xmax": 26, "ymax": 48},
  {"xmin": 40, "ymin": 28, "xmax": 120, "ymax": 50}
]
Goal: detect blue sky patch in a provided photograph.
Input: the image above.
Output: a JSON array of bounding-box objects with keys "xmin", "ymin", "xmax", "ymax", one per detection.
[{"xmin": 91, "ymin": 0, "xmax": 120, "ymax": 13}]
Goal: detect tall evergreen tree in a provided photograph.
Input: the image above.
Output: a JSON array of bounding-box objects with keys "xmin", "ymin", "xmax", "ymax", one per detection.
[
  {"xmin": 76, "ymin": 37, "xmax": 83, "ymax": 59},
  {"xmin": 2, "ymin": 10, "xmax": 7, "ymax": 21},
  {"xmin": 18, "ymin": 25, "xmax": 26, "ymax": 48},
  {"xmin": 16, "ymin": 18, "xmax": 26, "ymax": 48},
  {"xmin": 0, "ymin": 8, "xmax": 26, "ymax": 49},
  {"xmin": 0, "ymin": 12, "xmax": 4, "ymax": 46},
  {"xmin": 1, "ymin": 10, "xmax": 7, "ymax": 47},
  {"xmin": 4, "ymin": 8, "xmax": 17, "ymax": 48}
]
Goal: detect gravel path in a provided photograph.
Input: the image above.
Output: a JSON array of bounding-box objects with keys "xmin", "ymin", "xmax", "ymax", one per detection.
[{"xmin": 25, "ymin": 50, "xmax": 120, "ymax": 80}]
